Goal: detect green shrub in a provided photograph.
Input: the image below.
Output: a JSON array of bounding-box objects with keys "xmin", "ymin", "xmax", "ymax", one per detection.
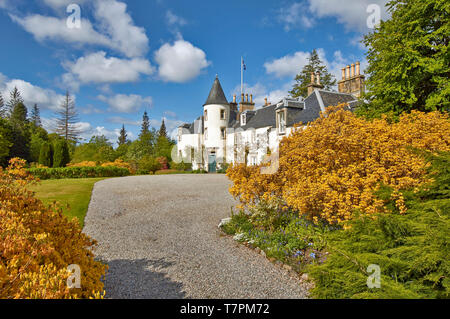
[
  {"xmin": 138, "ymin": 156, "xmax": 161, "ymax": 174},
  {"xmin": 38, "ymin": 142, "xmax": 53, "ymax": 167},
  {"xmin": 53, "ymin": 140, "xmax": 70, "ymax": 168},
  {"xmin": 170, "ymin": 161, "xmax": 192, "ymax": 171},
  {"xmin": 28, "ymin": 166, "xmax": 130, "ymax": 180},
  {"xmin": 307, "ymin": 151, "xmax": 450, "ymax": 299}
]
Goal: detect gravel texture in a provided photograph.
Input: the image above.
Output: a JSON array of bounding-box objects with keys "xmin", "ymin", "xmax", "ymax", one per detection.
[{"xmin": 83, "ymin": 174, "xmax": 309, "ymax": 299}]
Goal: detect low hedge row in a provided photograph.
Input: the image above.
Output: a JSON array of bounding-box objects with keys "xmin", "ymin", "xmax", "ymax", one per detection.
[{"xmin": 28, "ymin": 166, "xmax": 130, "ymax": 180}]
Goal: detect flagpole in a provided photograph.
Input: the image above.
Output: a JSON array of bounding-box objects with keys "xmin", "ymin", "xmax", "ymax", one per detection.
[{"xmin": 241, "ymin": 56, "xmax": 243, "ymax": 96}]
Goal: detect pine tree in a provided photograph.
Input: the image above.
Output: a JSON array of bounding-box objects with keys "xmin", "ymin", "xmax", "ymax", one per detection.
[
  {"xmin": 0, "ymin": 93, "xmax": 5, "ymax": 118},
  {"xmin": 140, "ymin": 111, "xmax": 150, "ymax": 138},
  {"xmin": 289, "ymin": 49, "xmax": 336, "ymax": 98},
  {"xmin": 31, "ymin": 104, "xmax": 42, "ymax": 127},
  {"xmin": 6, "ymin": 87, "xmax": 24, "ymax": 118},
  {"xmin": 158, "ymin": 119, "xmax": 167, "ymax": 138},
  {"xmin": 118, "ymin": 124, "xmax": 128, "ymax": 146},
  {"xmin": 55, "ymin": 91, "xmax": 79, "ymax": 142}
]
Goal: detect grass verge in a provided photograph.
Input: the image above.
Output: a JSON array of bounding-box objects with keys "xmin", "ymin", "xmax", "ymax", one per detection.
[{"xmin": 29, "ymin": 177, "xmax": 108, "ymax": 227}]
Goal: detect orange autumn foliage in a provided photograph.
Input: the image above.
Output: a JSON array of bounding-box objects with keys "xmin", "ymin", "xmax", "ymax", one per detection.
[
  {"xmin": 0, "ymin": 158, "xmax": 107, "ymax": 299},
  {"xmin": 227, "ymin": 106, "xmax": 450, "ymax": 224}
]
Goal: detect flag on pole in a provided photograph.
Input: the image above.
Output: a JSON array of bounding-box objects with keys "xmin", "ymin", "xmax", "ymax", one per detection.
[{"xmin": 242, "ymin": 59, "xmax": 246, "ymax": 70}]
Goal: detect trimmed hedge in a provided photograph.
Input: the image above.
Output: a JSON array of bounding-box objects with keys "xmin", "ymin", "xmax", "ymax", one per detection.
[{"xmin": 28, "ymin": 166, "xmax": 130, "ymax": 180}]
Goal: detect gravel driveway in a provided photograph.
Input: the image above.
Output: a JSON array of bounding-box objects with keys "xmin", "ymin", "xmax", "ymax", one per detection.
[{"xmin": 83, "ymin": 174, "xmax": 309, "ymax": 299}]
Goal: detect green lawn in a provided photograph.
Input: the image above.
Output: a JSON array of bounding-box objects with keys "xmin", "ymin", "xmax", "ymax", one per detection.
[{"xmin": 29, "ymin": 178, "xmax": 107, "ymax": 227}]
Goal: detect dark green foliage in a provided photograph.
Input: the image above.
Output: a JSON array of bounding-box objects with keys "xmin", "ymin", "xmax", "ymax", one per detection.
[
  {"xmin": 118, "ymin": 124, "xmax": 127, "ymax": 146},
  {"xmin": 140, "ymin": 111, "xmax": 150, "ymax": 137},
  {"xmin": 28, "ymin": 166, "xmax": 130, "ymax": 180},
  {"xmin": 154, "ymin": 135, "xmax": 174, "ymax": 162},
  {"xmin": 53, "ymin": 140, "xmax": 70, "ymax": 168},
  {"xmin": 71, "ymin": 135, "xmax": 117, "ymax": 164},
  {"xmin": 289, "ymin": 49, "xmax": 336, "ymax": 98},
  {"xmin": 38, "ymin": 142, "xmax": 53, "ymax": 167},
  {"xmin": 30, "ymin": 126, "xmax": 48, "ymax": 163},
  {"xmin": 0, "ymin": 93, "xmax": 5, "ymax": 118},
  {"xmin": 358, "ymin": 0, "xmax": 450, "ymax": 118},
  {"xmin": 0, "ymin": 118, "xmax": 13, "ymax": 165},
  {"xmin": 6, "ymin": 87, "xmax": 24, "ymax": 117},
  {"xmin": 307, "ymin": 152, "xmax": 450, "ymax": 299},
  {"xmin": 138, "ymin": 155, "xmax": 161, "ymax": 174},
  {"xmin": 158, "ymin": 119, "xmax": 167, "ymax": 138},
  {"xmin": 31, "ymin": 104, "xmax": 41, "ymax": 127}
]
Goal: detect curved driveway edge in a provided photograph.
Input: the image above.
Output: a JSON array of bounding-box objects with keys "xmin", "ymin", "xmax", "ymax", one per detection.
[{"xmin": 83, "ymin": 174, "xmax": 309, "ymax": 299}]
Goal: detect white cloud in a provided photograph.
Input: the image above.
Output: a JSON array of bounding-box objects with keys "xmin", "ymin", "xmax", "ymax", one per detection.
[
  {"xmin": 10, "ymin": 14, "xmax": 112, "ymax": 48},
  {"xmin": 155, "ymin": 39, "xmax": 210, "ymax": 83},
  {"xmin": 307, "ymin": 0, "xmax": 389, "ymax": 32},
  {"xmin": 0, "ymin": 74, "xmax": 66, "ymax": 111},
  {"xmin": 231, "ymin": 82, "xmax": 292, "ymax": 107},
  {"xmin": 166, "ymin": 10, "xmax": 187, "ymax": 27},
  {"xmin": 98, "ymin": 93, "xmax": 152, "ymax": 113},
  {"xmin": 264, "ymin": 50, "xmax": 316, "ymax": 78},
  {"xmin": 278, "ymin": 2, "xmax": 315, "ymax": 31},
  {"xmin": 163, "ymin": 110, "xmax": 177, "ymax": 118},
  {"xmin": 94, "ymin": 0, "xmax": 149, "ymax": 58},
  {"xmin": 42, "ymin": 0, "xmax": 87, "ymax": 10},
  {"xmin": 107, "ymin": 116, "xmax": 140, "ymax": 126},
  {"xmin": 63, "ymin": 51, "xmax": 154, "ymax": 86},
  {"xmin": 11, "ymin": 0, "xmax": 149, "ymax": 58}
]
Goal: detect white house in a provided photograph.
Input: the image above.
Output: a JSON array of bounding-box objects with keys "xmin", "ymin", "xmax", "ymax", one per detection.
[{"xmin": 177, "ymin": 62, "xmax": 364, "ymax": 172}]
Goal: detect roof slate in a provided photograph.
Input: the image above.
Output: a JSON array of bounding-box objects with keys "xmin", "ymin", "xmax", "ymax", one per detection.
[{"xmin": 204, "ymin": 76, "xmax": 228, "ymax": 106}]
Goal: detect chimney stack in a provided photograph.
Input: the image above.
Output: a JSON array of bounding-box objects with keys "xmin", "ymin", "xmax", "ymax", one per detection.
[
  {"xmin": 233, "ymin": 94, "xmax": 236, "ymax": 103},
  {"xmin": 338, "ymin": 61, "xmax": 365, "ymax": 98},
  {"xmin": 250, "ymin": 94, "xmax": 253, "ymax": 104},
  {"xmin": 316, "ymin": 72, "xmax": 321, "ymax": 85},
  {"xmin": 310, "ymin": 72, "xmax": 315, "ymax": 84},
  {"xmin": 245, "ymin": 93, "xmax": 248, "ymax": 103},
  {"xmin": 264, "ymin": 97, "xmax": 268, "ymax": 106}
]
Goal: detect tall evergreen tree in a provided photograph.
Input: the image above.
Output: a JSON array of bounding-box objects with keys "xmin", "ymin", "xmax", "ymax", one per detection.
[
  {"xmin": 118, "ymin": 124, "xmax": 128, "ymax": 146},
  {"xmin": 55, "ymin": 91, "xmax": 79, "ymax": 142},
  {"xmin": 0, "ymin": 93, "xmax": 4, "ymax": 118},
  {"xmin": 6, "ymin": 87, "xmax": 24, "ymax": 117},
  {"xmin": 31, "ymin": 104, "xmax": 42, "ymax": 127},
  {"xmin": 140, "ymin": 111, "xmax": 150, "ymax": 137},
  {"xmin": 158, "ymin": 119, "xmax": 167, "ymax": 138},
  {"xmin": 289, "ymin": 49, "xmax": 336, "ymax": 98},
  {"xmin": 10, "ymin": 102, "xmax": 28, "ymax": 126},
  {"xmin": 359, "ymin": 0, "xmax": 449, "ymax": 117}
]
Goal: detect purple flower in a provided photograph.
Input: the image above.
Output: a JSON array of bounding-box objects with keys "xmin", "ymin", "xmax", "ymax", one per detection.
[{"xmin": 310, "ymin": 252, "xmax": 316, "ymax": 259}]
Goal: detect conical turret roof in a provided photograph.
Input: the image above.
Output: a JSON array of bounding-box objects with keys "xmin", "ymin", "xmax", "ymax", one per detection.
[{"xmin": 204, "ymin": 76, "xmax": 228, "ymax": 106}]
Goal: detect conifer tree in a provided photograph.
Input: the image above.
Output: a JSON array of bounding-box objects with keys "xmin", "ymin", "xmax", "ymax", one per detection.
[
  {"xmin": 55, "ymin": 91, "xmax": 79, "ymax": 142},
  {"xmin": 118, "ymin": 124, "xmax": 128, "ymax": 146},
  {"xmin": 289, "ymin": 49, "xmax": 336, "ymax": 98},
  {"xmin": 0, "ymin": 93, "xmax": 4, "ymax": 118},
  {"xmin": 53, "ymin": 139, "xmax": 70, "ymax": 168},
  {"xmin": 158, "ymin": 119, "xmax": 167, "ymax": 138},
  {"xmin": 38, "ymin": 142, "xmax": 53, "ymax": 167},
  {"xmin": 6, "ymin": 87, "xmax": 24, "ymax": 117},
  {"xmin": 140, "ymin": 111, "xmax": 150, "ymax": 138},
  {"xmin": 31, "ymin": 104, "xmax": 42, "ymax": 127}
]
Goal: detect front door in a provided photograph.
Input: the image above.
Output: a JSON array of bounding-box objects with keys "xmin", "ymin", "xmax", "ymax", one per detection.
[{"xmin": 208, "ymin": 154, "xmax": 216, "ymax": 173}]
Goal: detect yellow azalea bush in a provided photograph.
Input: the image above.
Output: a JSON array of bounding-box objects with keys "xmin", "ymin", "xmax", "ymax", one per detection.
[
  {"xmin": 227, "ymin": 106, "xmax": 450, "ymax": 224},
  {"xmin": 0, "ymin": 158, "xmax": 107, "ymax": 299},
  {"xmin": 67, "ymin": 161, "xmax": 97, "ymax": 167},
  {"xmin": 101, "ymin": 159, "xmax": 134, "ymax": 174}
]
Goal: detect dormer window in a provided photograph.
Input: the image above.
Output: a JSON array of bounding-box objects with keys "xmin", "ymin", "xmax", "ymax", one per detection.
[
  {"xmin": 220, "ymin": 109, "xmax": 226, "ymax": 120},
  {"xmin": 277, "ymin": 110, "xmax": 286, "ymax": 134},
  {"xmin": 241, "ymin": 113, "xmax": 246, "ymax": 126}
]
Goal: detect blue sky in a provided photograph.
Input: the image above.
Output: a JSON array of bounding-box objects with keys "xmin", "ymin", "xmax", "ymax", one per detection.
[{"xmin": 0, "ymin": 0, "xmax": 389, "ymax": 143}]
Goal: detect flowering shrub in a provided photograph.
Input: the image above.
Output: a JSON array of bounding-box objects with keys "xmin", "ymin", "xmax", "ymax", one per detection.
[
  {"xmin": 156, "ymin": 157, "xmax": 169, "ymax": 170},
  {"xmin": 227, "ymin": 106, "xmax": 450, "ymax": 224},
  {"xmin": 28, "ymin": 166, "xmax": 130, "ymax": 180},
  {"xmin": 67, "ymin": 161, "xmax": 97, "ymax": 167},
  {"xmin": 0, "ymin": 158, "xmax": 107, "ymax": 298},
  {"xmin": 101, "ymin": 159, "xmax": 134, "ymax": 174}
]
